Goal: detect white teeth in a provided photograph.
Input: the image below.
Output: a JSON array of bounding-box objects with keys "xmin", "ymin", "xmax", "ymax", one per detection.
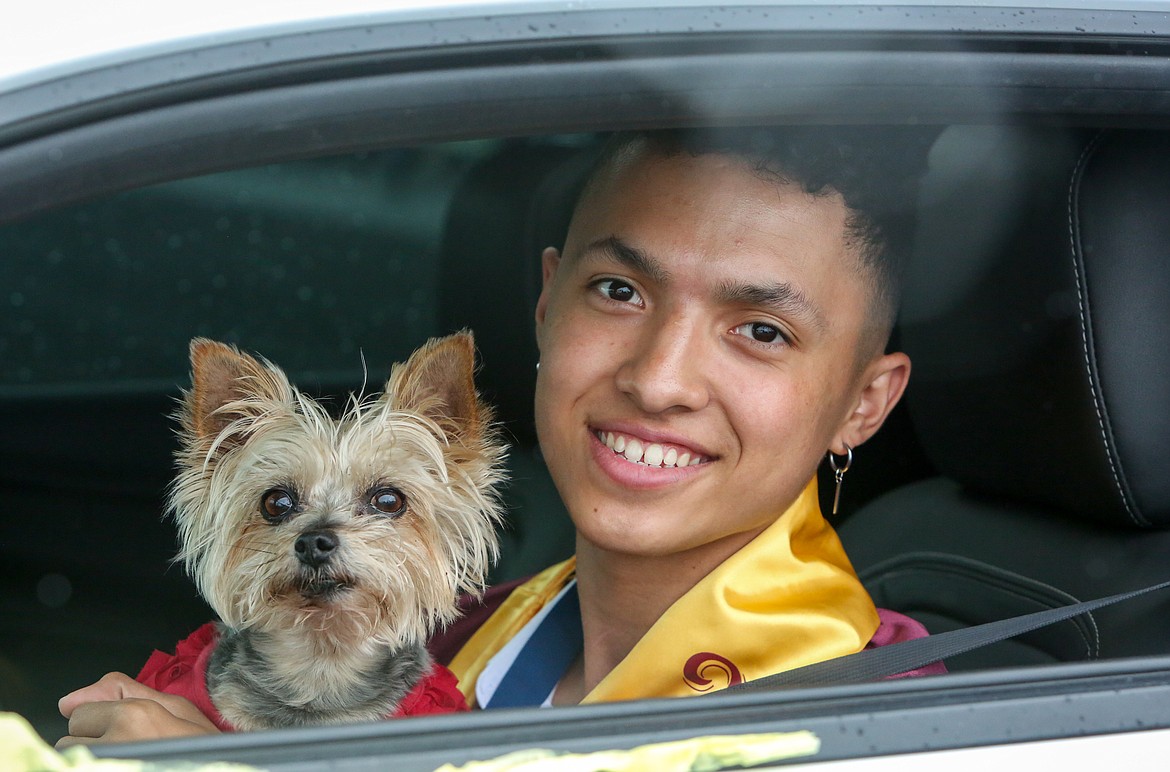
[
  {"xmin": 600, "ymin": 430, "xmax": 705, "ymax": 468},
  {"xmin": 643, "ymin": 443, "xmax": 664, "ymax": 466}
]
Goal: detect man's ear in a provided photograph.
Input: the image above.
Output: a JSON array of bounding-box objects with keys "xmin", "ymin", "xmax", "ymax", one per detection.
[
  {"xmin": 534, "ymin": 246, "xmax": 561, "ymax": 336},
  {"xmin": 183, "ymin": 338, "xmax": 294, "ymax": 447},
  {"xmin": 831, "ymin": 352, "xmax": 911, "ymax": 454}
]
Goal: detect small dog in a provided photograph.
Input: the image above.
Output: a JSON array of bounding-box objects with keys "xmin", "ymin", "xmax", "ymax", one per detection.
[{"xmin": 146, "ymin": 332, "xmax": 506, "ymax": 731}]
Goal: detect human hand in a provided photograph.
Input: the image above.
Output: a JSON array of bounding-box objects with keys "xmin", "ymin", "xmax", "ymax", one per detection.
[{"xmin": 57, "ymin": 671, "xmax": 220, "ymax": 747}]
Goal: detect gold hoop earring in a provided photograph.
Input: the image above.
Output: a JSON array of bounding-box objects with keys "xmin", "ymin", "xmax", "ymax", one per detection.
[{"xmin": 827, "ymin": 445, "xmax": 853, "ymax": 516}]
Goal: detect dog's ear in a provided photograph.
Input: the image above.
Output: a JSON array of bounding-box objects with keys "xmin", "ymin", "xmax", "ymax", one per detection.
[
  {"xmin": 386, "ymin": 331, "xmax": 491, "ymax": 445},
  {"xmin": 183, "ymin": 338, "xmax": 295, "ymax": 446}
]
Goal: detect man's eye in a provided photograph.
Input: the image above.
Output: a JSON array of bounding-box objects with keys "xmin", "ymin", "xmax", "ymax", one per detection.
[
  {"xmin": 734, "ymin": 322, "xmax": 787, "ymax": 345},
  {"xmin": 595, "ymin": 279, "xmax": 641, "ymax": 304}
]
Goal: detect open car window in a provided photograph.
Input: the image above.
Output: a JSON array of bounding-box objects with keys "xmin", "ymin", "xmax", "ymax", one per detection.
[
  {"xmin": 2, "ymin": 136, "xmax": 590, "ymax": 742},
  {"xmin": 4, "ymin": 1, "xmax": 1170, "ymax": 769},
  {"xmin": 2, "ymin": 146, "xmax": 494, "ymax": 392}
]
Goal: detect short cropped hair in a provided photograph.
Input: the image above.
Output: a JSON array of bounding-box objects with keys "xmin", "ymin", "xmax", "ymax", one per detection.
[{"xmin": 578, "ymin": 126, "xmax": 937, "ymax": 356}]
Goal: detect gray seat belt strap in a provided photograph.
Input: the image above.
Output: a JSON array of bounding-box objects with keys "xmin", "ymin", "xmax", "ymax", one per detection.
[{"xmin": 724, "ymin": 579, "xmax": 1170, "ymax": 692}]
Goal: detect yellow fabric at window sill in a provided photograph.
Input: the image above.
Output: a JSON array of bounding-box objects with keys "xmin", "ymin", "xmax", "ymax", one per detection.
[
  {"xmin": 434, "ymin": 730, "xmax": 821, "ymax": 771},
  {"xmin": 0, "ymin": 712, "xmax": 257, "ymax": 771}
]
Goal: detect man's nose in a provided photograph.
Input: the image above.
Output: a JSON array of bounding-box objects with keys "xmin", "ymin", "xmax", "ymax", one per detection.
[{"xmin": 615, "ymin": 315, "xmax": 710, "ymax": 413}]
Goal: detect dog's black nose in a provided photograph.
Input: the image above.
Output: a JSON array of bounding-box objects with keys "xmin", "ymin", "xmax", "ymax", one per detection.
[{"xmin": 295, "ymin": 530, "xmax": 339, "ymax": 568}]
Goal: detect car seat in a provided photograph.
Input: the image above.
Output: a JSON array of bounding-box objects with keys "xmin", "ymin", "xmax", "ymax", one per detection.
[
  {"xmin": 437, "ymin": 138, "xmax": 603, "ymax": 582},
  {"xmin": 838, "ymin": 126, "xmax": 1170, "ymax": 671}
]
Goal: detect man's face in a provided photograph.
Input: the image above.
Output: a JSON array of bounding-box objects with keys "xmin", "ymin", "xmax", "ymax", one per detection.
[{"xmin": 534, "ymin": 147, "xmax": 905, "ymax": 563}]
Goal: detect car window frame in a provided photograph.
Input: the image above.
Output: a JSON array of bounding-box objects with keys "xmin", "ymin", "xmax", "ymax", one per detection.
[
  {"xmin": 5, "ymin": 1, "xmax": 1170, "ymax": 765},
  {"xmin": 97, "ymin": 656, "xmax": 1170, "ymax": 768},
  {"xmin": 5, "ymin": 4, "xmax": 1170, "ymax": 225}
]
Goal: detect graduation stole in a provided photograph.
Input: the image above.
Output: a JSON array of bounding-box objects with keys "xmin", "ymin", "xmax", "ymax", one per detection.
[{"xmin": 448, "ymin": 479, "xmax": 879, "ymax": 705}]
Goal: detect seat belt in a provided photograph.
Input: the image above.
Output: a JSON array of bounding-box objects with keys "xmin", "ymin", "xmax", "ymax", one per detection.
[{"xmin": 724, "ymin": 578, "xmax": 1170, "ymax": 692}]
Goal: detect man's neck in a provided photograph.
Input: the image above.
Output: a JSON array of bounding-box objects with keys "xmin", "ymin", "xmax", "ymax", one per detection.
[{"xmin": 560, "ymin": 527, "xmax": 765, "ymax": 703}]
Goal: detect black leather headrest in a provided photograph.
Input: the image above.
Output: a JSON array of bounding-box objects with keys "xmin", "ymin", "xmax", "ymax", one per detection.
[{"xmin": 901, "ymin": 127, "xmax": 1170, "ymax": 528}]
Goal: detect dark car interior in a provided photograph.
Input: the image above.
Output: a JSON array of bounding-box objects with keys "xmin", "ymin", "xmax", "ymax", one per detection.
[
  {"xmin": 841, "ymin": 126, "xmax": 1170, "ymax": 668},
  {"xmin": 438, "ymin": 123, "xmax": 1170, "ymax": 675},
  {"xmin": 3, "ymin": 122, "xmax": 1170, "ymax": 747}
]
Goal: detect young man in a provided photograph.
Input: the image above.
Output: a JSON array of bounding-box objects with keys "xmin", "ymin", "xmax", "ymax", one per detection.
[
  {"xmin": 57, "ymin": 126, "xmax": 939, "ymax": 743},
  {"xmin": 440, "ymin": 127, "xmax": 940, "ymax": 709}
]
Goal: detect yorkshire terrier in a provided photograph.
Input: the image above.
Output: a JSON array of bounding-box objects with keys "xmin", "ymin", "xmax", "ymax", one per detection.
[{"xmin": 137, "ymin": 332, "xmax": 506, "ymax": 731}]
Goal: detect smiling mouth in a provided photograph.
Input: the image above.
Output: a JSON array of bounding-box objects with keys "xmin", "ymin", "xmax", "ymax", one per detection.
[{"xmin": 596, "ymin": 430, "xmax": 709, "ymax": 468}]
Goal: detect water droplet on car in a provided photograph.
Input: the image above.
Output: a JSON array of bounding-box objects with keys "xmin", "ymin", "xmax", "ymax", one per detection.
[{"xmin": 37, "ymin": 574, "xmax": 72, "ymax": 608}]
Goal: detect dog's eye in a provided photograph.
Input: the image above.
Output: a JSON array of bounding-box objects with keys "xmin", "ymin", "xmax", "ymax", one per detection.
[
  {"xmin": 370, "ymin": 487, "xmax": 407, "ymax": 517},
  {"xmin": 260, "ymin": 488, "xmax": 297, "ymax": 523}
]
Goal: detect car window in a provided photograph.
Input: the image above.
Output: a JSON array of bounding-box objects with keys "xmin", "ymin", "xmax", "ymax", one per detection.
[
  {"xmin": 5, "ymin": 2, "xmax": 1170, "ymax": 762},
  {"xmin": 1, "ymin": 142, "xmax": 502, "ymax": 394},
  {"xmin": 0, "ymin": 135, "xmax": 589, "ymax": 743}
]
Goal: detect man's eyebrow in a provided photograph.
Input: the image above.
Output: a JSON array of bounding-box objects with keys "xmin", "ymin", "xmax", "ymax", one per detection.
[
  {"xmin": 582, "ymin": 236, "xmax": 670, "ymax": 283},
  {"xmin": 581, "ymin": 237, "xmax": 826, "ymax": 332},
  {"xmin": 716, "ymin": 280, "xmax": 827, "ymax": 333}
]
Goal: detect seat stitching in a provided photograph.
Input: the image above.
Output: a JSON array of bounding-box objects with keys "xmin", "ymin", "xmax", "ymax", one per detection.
[{"xmin": 1066, "ymin": 131, "xmax": 1145, "ymax": 527}]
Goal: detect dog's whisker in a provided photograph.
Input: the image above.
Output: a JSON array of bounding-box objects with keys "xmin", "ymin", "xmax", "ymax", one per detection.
[{"xmin": 234, "ymin": 544, "xmax": 281, "ymax": 557}]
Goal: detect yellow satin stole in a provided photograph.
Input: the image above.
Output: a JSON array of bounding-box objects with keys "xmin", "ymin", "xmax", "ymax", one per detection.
[{"xmin": 448, "ymin": 479, "xmax": 878, "ymax": 705}]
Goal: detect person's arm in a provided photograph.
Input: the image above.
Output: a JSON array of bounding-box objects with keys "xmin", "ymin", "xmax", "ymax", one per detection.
[{"xmin": 57, "ymin": 672, "xmax": 220, "ymax": 747}]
